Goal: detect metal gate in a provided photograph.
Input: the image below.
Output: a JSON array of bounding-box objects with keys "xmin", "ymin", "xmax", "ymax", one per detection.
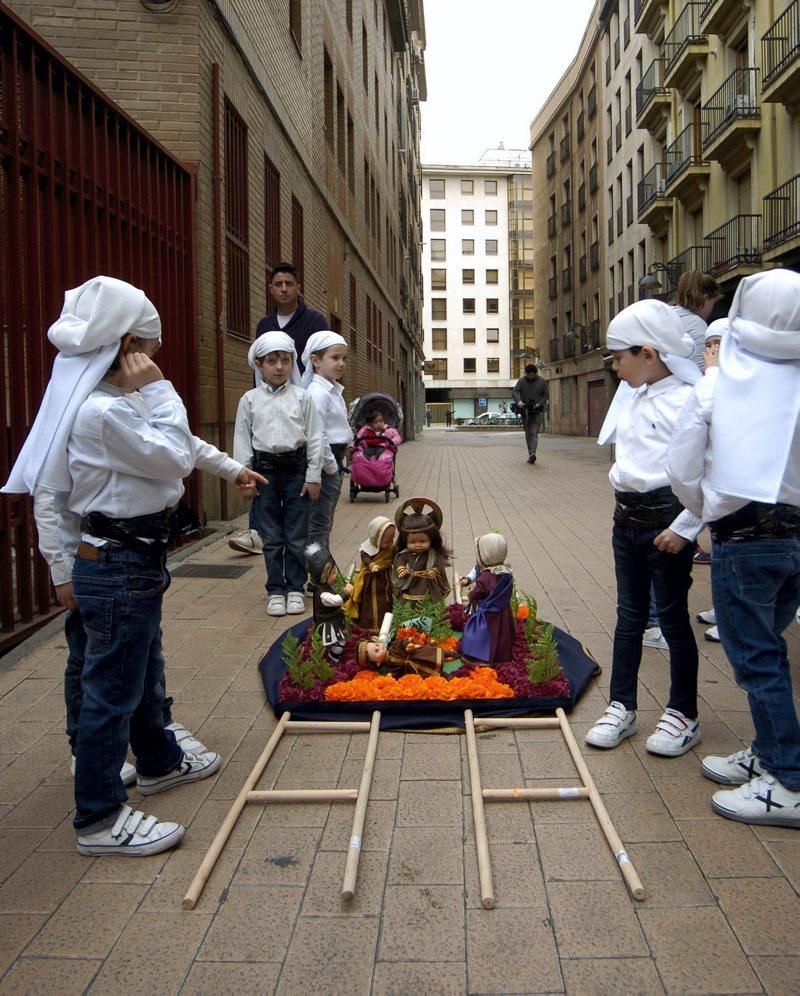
[{"xmin": 0, "ymin": 4, "xmax": 198, "ymax": 650}]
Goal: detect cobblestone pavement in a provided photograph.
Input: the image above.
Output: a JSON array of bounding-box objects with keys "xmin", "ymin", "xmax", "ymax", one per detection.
[{"xmin": 1, "ymin": 429, "xmax": 799, "ymax": 994}]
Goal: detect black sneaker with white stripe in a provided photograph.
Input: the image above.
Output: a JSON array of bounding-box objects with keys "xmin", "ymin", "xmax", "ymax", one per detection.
[
  {"xmin": 137, "ymin": 750, "xmax": 221, "ymax": 796},
  {"xmin": 77, "ymin": 805, "xmax": 184, "ymax": 856}
]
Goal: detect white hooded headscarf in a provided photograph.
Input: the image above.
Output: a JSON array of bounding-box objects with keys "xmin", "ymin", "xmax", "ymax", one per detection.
[
  {"xmin": 709, "ymin": 270, "xmax": 800, "ymax": 503},
  {"xmin": 359, "ymin": 516, "xmax": 397, "ymax": 556},
  {"xmin": 3, "ymin": 276, "xmax": 161, "ymax": 494},
  {"xmin": 598, "ymin": 299, "xmax": 701, "ymax": 445},
  {"xmin": 247, "ymin": 330, "xmax": 301, "ymax": 385},
  {"xmin": 475, "ymin": 533, "xmax": 511, "ymax": 575},
  {"xmin": 300, "ymin": 331, "xmax": 348, "ymax": 388}
]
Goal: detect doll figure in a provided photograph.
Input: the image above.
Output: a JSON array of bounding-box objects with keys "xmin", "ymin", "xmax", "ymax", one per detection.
[
  {"xmin": 459, "ymin": 533, "xmax": 515, "ymax": 664},
  {"xmin": 343, "ymin": 516, "xmax": 397, "ymax": 631},
  {"xmin": 391, "ymin": 497, "xmax": 451, "ymax": 604},
  {"xmin": 357, "ymin": 638, "xmax": 458, "ymax": 679},
  {"xmin": 305, "ymin": 542, "xmax": 347, "ymax": 662}
]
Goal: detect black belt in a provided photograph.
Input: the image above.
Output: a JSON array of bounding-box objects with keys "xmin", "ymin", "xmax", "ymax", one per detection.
[
  {"xmin": 614, "ymin": 486, "xmax": 684, "ymax": 530},
  {"xmin": 710, "ymin": 502, "xmax": 800, "ymax": 543},
  {"xmin": 80, "ymin": 508, "xmax": 175, "ymax": 559},
  {"xmin": 253, "ymin": 446, "xmax": 307, "ymax": 472}
]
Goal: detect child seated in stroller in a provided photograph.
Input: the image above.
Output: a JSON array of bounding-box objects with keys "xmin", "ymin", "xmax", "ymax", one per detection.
[
  {"xmin": 356, "ymin": 410, "xmax": 402, "ymax": 449},
  {"xmin": 348, "ymin": 394, "xmax": 402, "ymax": 502}
]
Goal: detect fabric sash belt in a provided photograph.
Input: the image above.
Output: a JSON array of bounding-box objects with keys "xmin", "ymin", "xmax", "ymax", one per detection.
[
  {"xmin": 710, "ymin": 501, "xmax": 800, "ymax": 543},
  {"xmin": 613, "ymin": 486, "xmax": 684, "ymax": 530},
  {"xmin": 253, "ymin": 446, "xmax": 307, "ymax": 473},
  {"xmin": 80, "ymin": 508, "xmax": 175, "ymax": 559}
]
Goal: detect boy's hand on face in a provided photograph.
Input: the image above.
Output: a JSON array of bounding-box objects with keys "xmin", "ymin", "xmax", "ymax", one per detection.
[
  {"xmin": 653, "ymin": 529, "xmax": 688, "ymax": 554},
  {"xmin": 301, "ymin": 482, "xmax": 321, "ymax": 501},
  {"xmin": 235, "ymin": 467, "xmax": 268, "ymax": 498},
  {"xmin": 120, "ymin": 349, "xmax": 164, "ymax": 390},
  {"xmin": 703, "ymin": 343, "xmax": 720, "ymax": 369}
]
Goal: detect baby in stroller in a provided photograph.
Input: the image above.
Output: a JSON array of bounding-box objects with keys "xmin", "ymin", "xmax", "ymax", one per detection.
[{"xmin": 348, "ymin": 393, "xmax": 402, "ymax": 502}]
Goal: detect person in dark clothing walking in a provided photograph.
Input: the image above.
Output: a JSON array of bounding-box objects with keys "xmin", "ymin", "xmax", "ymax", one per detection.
[
  {"xmin": 512, "ymin": 364, "xmax": 549, "ymax": 464},
  {"xmin": 229, "ymin": 262, "xmax": 329, "ymax": 555}
]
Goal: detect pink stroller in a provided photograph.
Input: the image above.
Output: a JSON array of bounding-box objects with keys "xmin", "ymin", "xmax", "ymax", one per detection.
[{"xmin": 348, "ymin": 392, "xmax": 402, "ymax": 502}]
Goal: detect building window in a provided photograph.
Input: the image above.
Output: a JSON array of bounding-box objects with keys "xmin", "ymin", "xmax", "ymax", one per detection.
[
  {"xmin": 432, "ymin": 328, "xmax": 447, "ymax": 350},
  {"xmin": 461, "ymin": 209, "xmax": 474, "ymax": 224},
  {"xmin": 291, "ymin": 195, "xmax": 304, "ymax": 289},
  {"xmin": 431, "ymin": 268, "xmax": 447, "ymax": 290},
  {"xmin": 430, "ymin": 208, "xmax": 445, "ymax": 232},
  {"xmin": 462, "ymin": 239, "xmax": 474, "ymax": 255},
  {"xmin": 346, "ymin": 0, "xmax": 353, "ymax": 37},
  {"xmin": 487, "ymin": 357, "xmax": 500, "ymax": 373},
  {"xmin": 430, "ymin": 239, "xmax": 446, "ymax": 261},
  {"xmin": 463, "ymin": 328, "xmax": 476, "ymax": 343},
  {"xmin": 486, "ymin": 328, "xmax": 500, "ymax": 342},
  {"xmin": 464, "ymin": 357, "xmax": 477, "ymax": 373},
  {"xmin": 485, "ymin": 239, "xmax": 498, "ymax": 255},
  {"xmin": 349, "ymin": 273, "xmax": 357, "ymax": 358},
  {"xmin": 463, "ymin": 298, "xmax": 476, "ymax": 314},
  {"xmin": 336, "ymin": 85, "xmax": 346, "ymax": 173},
  {"xmin": 264, "ymin": 154, "xmax": 281, "ymax": 297},
  {"xmin": 462, "ymin": 268, "xmax": 475, "ymax": 284},
  {"xmin": 426, "ymin": 358, "xmax": 447, "ymax": 379},
  {"xmin": 461, "ymin": 178, "xmax": 474, "ymax": 194},
  {"xmin": 323, "ymin": 49, "xmax": 334, "ymax": 149},
  {"xmin": 431, "ymin": 298, "xmax": 447, "ymax": 320},
  {"xmin": 290, "ymin": 0, "xmax": 302, "ymax": 52},
  {"xmin": 224, "ymin": 98, "xmax": 250, "ymax": 339},
  {"xmin": 362, "ymin": 21, "xmax": 368, "ymax": 90},
  {"xmin": 486, "ymin": 298, "xmax": 499, "ymax": 314},
  {"xmin": 486, "ymin": 269, "xmax": 498, "ymax": 284},
  {"xmin": 485, "ymin": 179, "xmax": 497, "ymax": 195},
  {"xmin": 429, "ymin": 178, "xmax": 445, "ymax": 199},
  {"xmin": 485, "ymin": 210, "xmax": 498, "ymax": 225},
  {"xmin": 346, "ymin": 112, "xmax": 355, "ymax": 192}
]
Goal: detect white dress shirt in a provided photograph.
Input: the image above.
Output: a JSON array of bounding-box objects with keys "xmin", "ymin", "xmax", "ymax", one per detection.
[
  {"xmin": 669, "ymin": 367, "xmax": 800, "ymax": 524},
  {"xmin": 609, "ymin": 375, "xmax": 702, "ymax": 540},
  {"xmin": 306, "ymin": 375, "xmax": 353, "ymax": 476},
  {"xmin": 233, "ymin": 382, "xmax": 323, "ymax": 483}
]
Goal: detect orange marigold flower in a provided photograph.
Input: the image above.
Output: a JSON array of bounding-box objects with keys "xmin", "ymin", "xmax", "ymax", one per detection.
[
  {"xmin": 516, "ymin": 604, "xmax": 530, "ymax": 620},
  {"xmin": 324, "ymin": 667, "xmax": 514, "ymax": 702}
]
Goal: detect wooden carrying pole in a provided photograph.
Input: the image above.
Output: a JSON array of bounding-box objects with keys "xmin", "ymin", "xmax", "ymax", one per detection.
[
  {"xmin": 342, "ymin": 710, "xmax": 381, "ymax": 900},
  {"xmin": 464, "ymin": 708, "xmax": 646, "ymax": 906},
  {"xmin": 183, "ymin": 711, "xmax": 381, "ymax": 910}
]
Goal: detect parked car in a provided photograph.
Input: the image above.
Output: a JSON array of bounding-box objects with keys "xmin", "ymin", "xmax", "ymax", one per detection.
[{"xmin": 462, "ymin": 412, "xmax": 520, "ymax": 426}]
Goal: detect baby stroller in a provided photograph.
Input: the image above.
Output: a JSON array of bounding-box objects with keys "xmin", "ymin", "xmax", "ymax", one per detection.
[{"xmin": 348, "ymin": 392, "xmax": 402, "ymax": 502}]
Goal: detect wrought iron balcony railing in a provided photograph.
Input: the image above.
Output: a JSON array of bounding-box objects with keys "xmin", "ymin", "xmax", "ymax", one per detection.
[
  {"xmin": 636, "ymin": 58, "xmax": 668, "ymax": 117},
  {"xmin": 638, "ymin": 161, "xmax": 669, "ymax": 212},
  {"xmin": 763, "ymin": 173, "xmax": 800, "ymax": 251},
  {"xmin": 664, "ymin": 2, "xmax": 708, "ymax": 76},
  {"xmin": 702, "ymin": 68, "xmax": 759, "ymax": 147},
  {"xmin": 704, "ymin": 214, "xmax": 762, "ymax": 276},
  {"xmin": 762, "ymin": 0, "xmax": 800, "ymax": 90},
  {"xmin": 665, "ymin": 122, "xmax": 708, "ymax": 185}
]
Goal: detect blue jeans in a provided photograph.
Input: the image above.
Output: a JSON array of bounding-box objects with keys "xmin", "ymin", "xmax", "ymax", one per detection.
[
  {"xmin": 71, "ymin": 546, "xmax": 182, "ymax": 832},
  {"xmin": 610, "ymin": 524, "xmax": 698, "ymax": 715},
  {"xmin": 64, "ymin": 607, "xmax": 174, "ymax": 751},
  {"xmin": 252, "ymin": 461, "xmax": 310, "ymax": 594},
  {"xmin": 307, "ymin": 470, "xmax": 343, "ymax": 548},
  {"xmin": 647, "ymin": 586, "xmax": 659, "ymax": 629},
  {"xmin": 711, "ymin": 537, "xmax": 800, "ymax": 790}
]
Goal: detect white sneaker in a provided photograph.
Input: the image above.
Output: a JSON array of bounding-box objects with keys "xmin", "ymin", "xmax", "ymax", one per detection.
[
  {"xmin": 267, "ymin": 595, "xmax": 287, "ymax": 616},
  {"xmin": 166, "ymin": 722, "xmax": 208, "ymax": 755},
  {"xmin": 701, "ymin": 747, "xmax": 765, "ymax": 785},
  {"xmin": 645, "ymin": 709, "xmax": 701, "ymax": 757},
  {"xmin": 77, "ymin": 804, "xmax": 184, "ymax": 856},
  {"xmin": 137, "ymin": 750, "xmax": 221, "ymax": 796},
  {"xmin": 642, "ymin": 626, "xmax": 668, "ymax": 650},
  {"xmin": 585, "ymin": 701, "xmax": 637, "ymax": 749},
  {"xmin": 696, "ymin": 608, "xmax": 716, "ymax": 625},
  {"xmin": 712, "ymin": 773, "xmax": 800, "ymax": 827},
  {"xmin": 228, "ymin": 528, "xmax": 262, "ymax": 554},
  {"xmin": 72, "ymin": 755, "xmax": 137, "ymax": 787},
  {"xmin": 704, "ymin": 626, "xmax": 720, "ymax": 643},
  {"xmin": 286, "ymin": 592, "xmax": 306, "ymax": 615}
]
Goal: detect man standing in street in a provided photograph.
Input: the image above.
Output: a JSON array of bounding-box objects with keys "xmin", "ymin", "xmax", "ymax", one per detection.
[
  {"xmin": 512, "ymin": 364, "xmax": 549, "ymax": 464},
  {"xmin": 229, "ymin": 262, "xmax": 329, "ymax": 555}
]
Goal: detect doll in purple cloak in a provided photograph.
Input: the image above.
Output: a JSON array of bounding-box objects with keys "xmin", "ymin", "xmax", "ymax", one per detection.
[{"xmin": 459, "ymin": 533, "xmax": 515, "ymax": 664}]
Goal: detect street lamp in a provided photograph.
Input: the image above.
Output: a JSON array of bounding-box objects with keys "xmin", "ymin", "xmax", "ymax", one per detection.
[{"xmin": 638, "ymin": 261, "xmax": 681, "ymax": 299}]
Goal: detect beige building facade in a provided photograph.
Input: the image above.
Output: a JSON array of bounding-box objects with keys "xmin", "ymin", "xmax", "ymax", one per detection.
[{"xmin": 7, "ymin": 0, "xmax": 427, "ymax": 519}]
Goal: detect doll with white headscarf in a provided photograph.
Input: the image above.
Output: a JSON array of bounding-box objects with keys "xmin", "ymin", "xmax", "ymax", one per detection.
[
  {"xmin": 343, "ymin": 515, "xmax": 397, "ymax": 630},
  {"xmin": 459, "ymin": 533, "xmax": 515, "ymax": 664}
]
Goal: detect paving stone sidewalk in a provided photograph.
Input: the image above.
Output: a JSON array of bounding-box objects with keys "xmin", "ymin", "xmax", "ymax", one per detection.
[{"xmin": 1, "ymin": 429, "xmax": 799, "ymax": 994}]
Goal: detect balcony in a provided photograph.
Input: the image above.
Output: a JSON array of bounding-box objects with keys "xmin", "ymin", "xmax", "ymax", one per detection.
[
  {"xmin": 627, "ymin": 283, "xmax": 636, "ymax": 305},
  {"xmin": 589, "ymin": 162, "xmax": 599, "ymax": 193},
  {"xmin": 664, "ymin": 122, "xmax": 709, "ymax": 208},
  {"xmin": 577, "ymin": 111, "xmax": 585, "ymax": 141},
  {"xmin": 546, "ymin": 151, "xmax": 556, "ymax": 178},
  {"xmin": 563, "ymin": 333, "xmax": 576, "ymax": 359},
  {"xmin": 626, "ymin": 194, "xmax": 634, "ymax": 226},
  {"xmin": 548, "ymin": 276, "xmax": 558, "ymax": 299},
  {"xmin": 578, "ymin": 182, "xmax": 586, "ymax": 212},
  {"xmin": 702, "ymin": 68, "xmax": 760, "ymax": 171},
  {"xmin": 616, "ymin": 205, "xmax": 623, "ymax": 236},
  {"xmin": 590, "ymin": 239, "xmax": 600, "ymax": 270},
  {"xmin": 547, "ymin": 214, "xmax": 557, "ymax": 238},
  {"xmin": 615, "ymin": 121, "xmax": 622, "ymax": 151},
  {"xmin": 762, "ymin": 0, "xmax": 800, "ymax": 109},
  {"xmin": 608, "ymin": 217, "xmax": 615, "ymax": 245},
  {"xmin": 637, "ymin": 162, "xmax": 672, "ymax": 235},
  {"xmin": 666, "ymin": 244, "xmax": 712, "ymax": 294},
  {"xmin": 663, "ymin": 2, "xmax": 710, "ymax": 94},
  {"xmin": 549, "ymin": 337, "xmax": 560, "ymax": 362},
  {"xmin": 636, "ymin": 58, "xmax": 671, "ymax": 138},
  {"xmin": 588, "ymin": 318, "xmax": 601, "ymax": 349},
  {"xmin": 579, "ymin": 253, "xmax": 587, "ymax": 282},
  {"xmin": 562, "ymin": 266, "xmax": 572, "ymax": 293},
  {"xmin": 560, "ymin": 134, "xmax": 571, "ymax": 162},
  {"xmin": 634, "ymin": 0, "xmax": 668, "ymax": 39},
  {"xmin": 704, "ymin": 214, "xmax": 762, "ymax": 281},
  {"xmin": 587, "ymin": 82, "xmax": 597, "ymax": 119},
  {"xmin": 608, "ymin": 295, "xmax": 615, "ymax": 320},
  {"xmin": 607, "ymin": 136, "xmax": 613, "ymax": 165},
  {"xmin": 702, "ymin": 0, "xmax": 751, "ymax": 38},
  {"xmin": 561, "ymin": 200, "xmax": 572, "ymax": 226},
  {"xmin": 763, "ymin": 173, "xmax": 800, "ymax": 258}
]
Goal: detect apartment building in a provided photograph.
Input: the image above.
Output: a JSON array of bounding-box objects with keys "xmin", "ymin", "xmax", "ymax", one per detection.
[
  {"xmin": 420, "ymin": 155, "xmax": 534, "ymax": 422},
  {"xmin": 7, "ymin": 0, "xmax": 427, "ymax": 517}
]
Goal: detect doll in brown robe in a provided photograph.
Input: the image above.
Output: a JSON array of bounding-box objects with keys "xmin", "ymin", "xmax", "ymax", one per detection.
[
  {"xmin": 343, "ymin": 516, "xmax": 397, "ymax": 631},
  {"xmin": 391, "ymin": 497, "xmax": 451, "ymax": 605},
  {"xmin": 357, "ymin": 638, "xmax": 458, "ymax": 678}
]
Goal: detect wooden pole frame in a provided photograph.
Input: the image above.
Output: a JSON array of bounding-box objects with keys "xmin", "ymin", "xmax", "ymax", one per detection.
[
  {"xmin": 183, "ymin": 710, "xmax": 381, "ymax": 909},
  {"xmin": 464, "ymin": 708, "xmax": 646, "ymax": 907}
]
